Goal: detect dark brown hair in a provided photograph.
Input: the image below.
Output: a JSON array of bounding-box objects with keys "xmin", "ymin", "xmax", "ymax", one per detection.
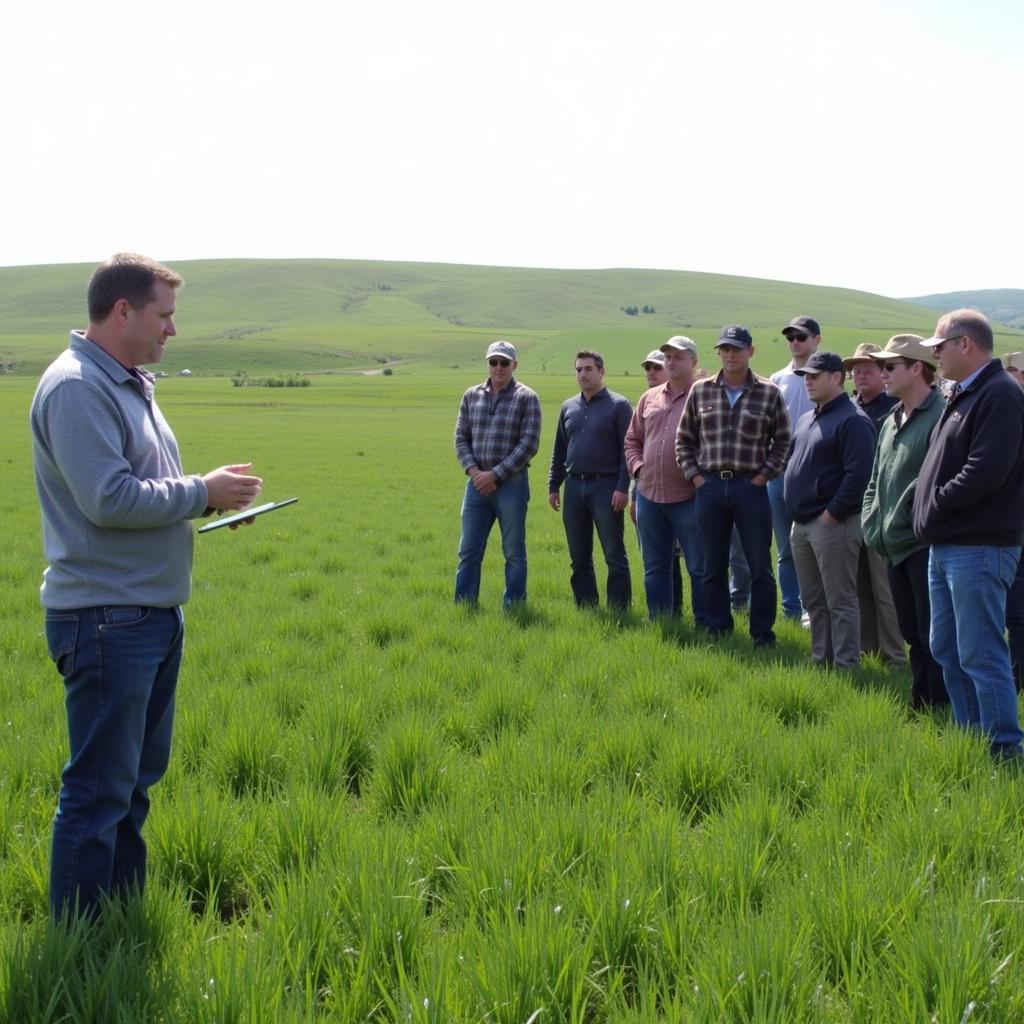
[{"xmin": 88, "ymin": 252, "xmax": 183, "ymax": 322}]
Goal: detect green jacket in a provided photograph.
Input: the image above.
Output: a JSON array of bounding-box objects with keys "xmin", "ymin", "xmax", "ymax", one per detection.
[{"xmin": 861, "ymin": 388, "xmax": 944, "ymax": 565}]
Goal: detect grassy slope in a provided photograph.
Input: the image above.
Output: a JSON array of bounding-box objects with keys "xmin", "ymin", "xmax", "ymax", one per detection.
[
  {"xmin": 903, "ymin": 288, "xmax": 1024, "ymax": 330},
  {"xmin": 8, "ymin": 258, "xmax": 1023, "ymax": 378}
]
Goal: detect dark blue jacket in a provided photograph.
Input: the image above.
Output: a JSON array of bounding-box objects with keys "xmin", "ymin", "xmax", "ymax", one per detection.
[
  {"xmin": 784, "ymin": 392, "xmax": 876, "ymax": 524},
  {"xmin": 912, "ymin": 359, "xmax": 1024, "ymax": 547}
]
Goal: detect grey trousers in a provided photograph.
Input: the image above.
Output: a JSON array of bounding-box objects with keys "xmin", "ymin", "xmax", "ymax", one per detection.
[
  {"xmin": 858, "ymin": 546, "xmax": 907, "ymax": 665},
  {"xmin": 791, "ymin": 516, "xmax": 863, "ymax": 668}
]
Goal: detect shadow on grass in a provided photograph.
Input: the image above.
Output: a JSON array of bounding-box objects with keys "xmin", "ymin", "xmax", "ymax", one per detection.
[{"xmin": 503, "ymin": 602, "xmax": 552, "ymax": 630}]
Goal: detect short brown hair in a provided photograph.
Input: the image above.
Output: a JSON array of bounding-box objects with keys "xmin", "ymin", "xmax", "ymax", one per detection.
[
  {"xmin": 575, "ymin": 349, "xmax": 604, "ymax": 369},
  {"xmin": 940, "ymin": 308, "xmax": 993, "ymax": 353},
  {"xmin": 88, "ymin": 252, "xmax": 183, "ymax": 323}
]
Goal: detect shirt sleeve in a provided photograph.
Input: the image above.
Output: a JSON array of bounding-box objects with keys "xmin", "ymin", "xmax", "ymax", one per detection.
[
  {"xmin": 548, "ymin": 404, "xmax": 569, "ymax": 492},
  {"xmin": 494, "ymin": 390, "xmax": 542, "ymax": 481},
  {"xmin": 454, "ymin": 390, "xmax": 476, "ymax": 472},
  {"xmin": 35, "ymin": 379, "xmax": 207, "ymax": 528},
  {"xmin": 614, "ymin": 396, "xmax": 632, "ymax": 492},
  {"xmin": 827, "ymin": 415, "xmax": 876, "ymax": 521},
  {"xmin": 624, "ymin": 395, "xmax": 647, "ymax": 478},
  {"xmin": 675, "ymin": 388, "xmax": 701, "ymax": 480},
  {"xmin": 760, "ymin": 389, "xmax": 792, "ymax": 480}
]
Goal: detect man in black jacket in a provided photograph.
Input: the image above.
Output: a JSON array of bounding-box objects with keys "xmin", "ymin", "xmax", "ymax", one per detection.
[
  {"xmin": 785, "ymin": 352, "xmax": 876, "ymax": 668},
  {"xmin": 912, "ymin": 309, "xmax": 1024, "ymax": 760}
]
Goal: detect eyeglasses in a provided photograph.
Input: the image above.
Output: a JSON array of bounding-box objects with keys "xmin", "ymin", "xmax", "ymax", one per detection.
[
  {"xmin": 488, "ymin": 358, "xmax": 512, "ymax": 368},
  {"xmin": 930, "ymin": 335, "xmax": 966, "ymax": 355},
  {"xmin": 881, "ymin": 361, "xmax": 908, "ymax": 372},
  {"xmin": 787, "ymin": 332, "xmax": 809, "ymax": 342}
]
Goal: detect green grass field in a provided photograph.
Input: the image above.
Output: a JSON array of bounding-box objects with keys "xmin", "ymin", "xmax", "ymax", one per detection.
[{"xmin": 5, "ymin": 363, "xmax": 1024, "ymax": 1022}]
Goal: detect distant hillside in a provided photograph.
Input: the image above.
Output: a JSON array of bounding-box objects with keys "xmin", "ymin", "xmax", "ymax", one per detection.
[
  {"xmin": 2, "ymin": 258, "xmax": 1021, "ymax": 377},
  {"xmin": 903, "ymin": 289, "xmax": 1024, "ymax": 330}
]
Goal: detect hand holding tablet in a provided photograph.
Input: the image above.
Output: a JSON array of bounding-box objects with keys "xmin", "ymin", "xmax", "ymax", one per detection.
[{"xmin": 198, "ymin": 498, "xmax": 299, "ymax": 533}]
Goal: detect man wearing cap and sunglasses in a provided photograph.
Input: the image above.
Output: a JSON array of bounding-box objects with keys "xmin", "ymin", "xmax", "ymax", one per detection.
[
  {"xmin": 861, "ymin": 336, "xmax": 947, "ymax": 708},
  {"xmin": 676, "ymin": 325, "xmax": 791, "ymax": 646},
  {"xmin": 785, "ymin": 352, "xmax": 876, "ymax": 668},
  {"xmin": 629, "ymin": 350, "xmax": 684, "ymax": 616},
  {"xmin": 912, "ymin": 309, "xmax": 1024, "ymax": 761},
  {"xmin": 843, "ymin": 343, "xmax": 905, "ymax": 669},
  {"xmin": 454, "ymin": 341, "xmax": 542, "ymax": 606},
  {"xmin": 626, "ymin": 337, "xmax": 708, "ymax": 623}
]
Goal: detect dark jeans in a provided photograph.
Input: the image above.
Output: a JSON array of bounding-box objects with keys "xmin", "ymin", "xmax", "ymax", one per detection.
[
  {"xmin": 887, "ymin": 548, "xmax": 948, "ymax": 708},
  {"xmin": 44, "ymin": 605, "xmax": 184, "ymax": 919},
  {"xmin": 694, "ymin": 475, "xmax": 777, "ymax": 642},
  {"xmin": 562, "ymin": 475, "xmax": 630, "ymax": 609},
  {"xmin": 1007, "ymin": 547, "xmax": 1024, "ymax": 691},
  {"xmin": 636, "ymin": 492, "xmax": 706, "ymax": 625}
]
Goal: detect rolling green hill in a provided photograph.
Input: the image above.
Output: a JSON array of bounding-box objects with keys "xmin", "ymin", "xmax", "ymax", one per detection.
[
  {"xmin": 903, "ymin": 289, "xmax": 1024, "ymax": 331},
  {"xmin": 2, "ymin": 258, "xmax": 1022, "ymax": 377}
]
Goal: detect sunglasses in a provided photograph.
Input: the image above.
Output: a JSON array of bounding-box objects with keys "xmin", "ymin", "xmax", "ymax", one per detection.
[
  {"xmin": 787, "ymin": 332, "xmax": 809, "ymax": 342},
  {"xmin": 930, "ymin": 335, "xmax": 966, "ymax": 355},
  {"xmin": 488, "ymin": 358, "xmax": 512, "ymax": 368},
  {"xmin": 881, "ymin": 361, "xmax": 908, "ymax": 372}
]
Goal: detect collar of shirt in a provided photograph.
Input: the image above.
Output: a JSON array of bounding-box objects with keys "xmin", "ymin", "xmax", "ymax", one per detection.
[
  {"xmin": 894, "ymin": 386, "xmax": 939, "ymax": 429},
  {"xmin": 714, "ymin": 368, "xmax": 755, "ymax": 392},
  {"xmin": 813, "ymin": 392, "xmax": 851, "ymax": 419},
  {"xmin": 483, "ymin": 376, "xmax": 517, "ymax": 395},
  {"xmin": 955, "ymin": 363, "xmax": 989, "ymax": 395},
  {"xmin": 578, "ymin": 386, "xmax": 610, "ymax": 404}
]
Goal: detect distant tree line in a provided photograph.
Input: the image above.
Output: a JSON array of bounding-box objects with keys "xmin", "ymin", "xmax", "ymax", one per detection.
[
  {"xmin": 231, "ymin": 371, "xmax": 311, "ymax": 388},
  {"xmin": 621, "ymin": 305, "xmax": 657, "ymax": 316}
]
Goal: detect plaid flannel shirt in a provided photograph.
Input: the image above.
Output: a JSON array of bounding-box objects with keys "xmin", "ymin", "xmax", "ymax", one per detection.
[
  {"xmin": 454, "ymin": 377, "xmax": 541, "ymax": 480},
  {"xmin": 675, "ymin": 370, "xmax": 791, "ymax": 481}
]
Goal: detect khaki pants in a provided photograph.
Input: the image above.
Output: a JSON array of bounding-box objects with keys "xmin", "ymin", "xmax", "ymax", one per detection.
[
  {"xmin": 857, "ymin": 546, "xmax": 907, "ymax": 665},
  {"xmin": 791, "ymin": 516, "xmax": 863, "ymax": 668}
]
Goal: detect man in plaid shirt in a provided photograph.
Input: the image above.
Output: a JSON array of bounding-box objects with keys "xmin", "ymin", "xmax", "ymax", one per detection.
[
  {"xmin": 454, "ymin": 340, "xmax": 542, "ymax": 605},
  {"xmin": 676, "ymin": 325, "xmax": 792, "ymax": 647}
]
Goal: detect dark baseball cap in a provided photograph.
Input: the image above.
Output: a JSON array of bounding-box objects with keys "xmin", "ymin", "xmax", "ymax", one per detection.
[
  {"xmin": 793, "ymin": 351, "xmax": 844, "ymax": 376},
  {"xmin": 782, "ymin": 316, "xmax": 821, "ymax": 337},
  {"xmin": 716, "ymin": 325, "xmax": 753, "ymax": 348}
]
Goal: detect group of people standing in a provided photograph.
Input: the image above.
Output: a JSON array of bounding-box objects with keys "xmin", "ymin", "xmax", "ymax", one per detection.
[{"xmin": 453, "ymin": 309, "xmax": 1024, "ymax": 761}]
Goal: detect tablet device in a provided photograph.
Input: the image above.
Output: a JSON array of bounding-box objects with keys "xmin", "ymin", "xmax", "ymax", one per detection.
[{"xmin": 198, "ymin": 498, "xmax": 298, "ymax": 533}]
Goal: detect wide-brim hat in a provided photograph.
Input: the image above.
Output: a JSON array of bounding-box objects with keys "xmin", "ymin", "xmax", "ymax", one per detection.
[
  {"xmin": 842, "ymin": 342, "xmax": 883, "ymax": 370},
  {"xmin": 866, "ymin": 334, "xmax": 937, "ymax": 369}
]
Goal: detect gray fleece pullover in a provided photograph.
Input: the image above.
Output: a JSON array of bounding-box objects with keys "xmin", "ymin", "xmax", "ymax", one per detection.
[{"xmin": 30, "ymin": 332, "xmax": 209, "ymax": 609}]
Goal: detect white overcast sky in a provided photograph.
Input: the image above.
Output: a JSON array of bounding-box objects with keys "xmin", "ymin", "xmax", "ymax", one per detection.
[{"xmin": 1, "ymin": 0, "xmax": 1021, "ymax": 296}]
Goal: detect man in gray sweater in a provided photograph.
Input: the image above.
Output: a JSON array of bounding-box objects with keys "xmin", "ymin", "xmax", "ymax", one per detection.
[{"xmin": 31, "ymin": 253, "xmax": 263, "ymax": 918}]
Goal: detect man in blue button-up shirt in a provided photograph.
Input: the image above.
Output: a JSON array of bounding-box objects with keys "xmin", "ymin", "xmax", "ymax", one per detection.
[{"xmin": 548, "ymin": 350, "xmax": 633, "ymax": 609}]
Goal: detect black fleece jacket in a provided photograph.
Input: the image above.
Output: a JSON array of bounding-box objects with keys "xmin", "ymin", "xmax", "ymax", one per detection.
[{"xmin": 912, "ymin": 358, "xmax": 1024, "ymax": 547}]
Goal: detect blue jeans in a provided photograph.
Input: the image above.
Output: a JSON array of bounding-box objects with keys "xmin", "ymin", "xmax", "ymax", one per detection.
[
  {"xmin": 694, "ymin": 475, "xmax": 777, "ymax": 642},
  {"xmin": 768, "ymin": 475, "xmax": 802, "ymax": 618},
  {"xmin": 455, "ymin": 472, "xmax": 529, "ymax": 605},
  {"xmin": 729, "ymin": 528, "xmax": 750, "ymax": 608},
  {"xmin": 44, "ymin": 605, "xmax": 184, "ymax": 918},
  {"xmin": 928, "ymin": 545, "xmax": 1023, "ymax": 757},
  {"xmin": 636, "ymin": 492, "xmax": 707, "ymax": 625},
  {"xmin": 562, "ymin": 476, "xmax": 630, "ymax": 608},
  {"xmin": 1005, "ymin": 547, "xmax": 1024, "ymax": 690}
]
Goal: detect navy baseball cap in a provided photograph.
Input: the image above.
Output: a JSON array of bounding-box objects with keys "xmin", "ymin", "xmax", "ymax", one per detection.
[
  {"xmin": 793, "ymin": 351, "xmax": 844, "ymax": 376},
  {"xmin": 783, "ymin": 316, "xmax": 821, "ymax": 337},
  {"xmin": 715, "ymin": 325, "xmax": 753, "ymax": 349}
]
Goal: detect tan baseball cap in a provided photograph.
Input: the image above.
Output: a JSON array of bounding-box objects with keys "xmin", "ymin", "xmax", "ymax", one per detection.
[
  {"xmin": 842, "ymin": 342, "xmax": 884, "ymax": 370},
  {"xmin": 866, "ymin": 334, "xmax": 937, "ymax": 369},
  {"xmin": 1003, "ymin": 351, "xmax": 1024, "ymax": 372}
]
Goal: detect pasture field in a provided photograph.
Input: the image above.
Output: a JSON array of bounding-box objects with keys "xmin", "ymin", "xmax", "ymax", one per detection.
[{"xmin": 5, "ymin": 370, "xmax": 1024, "ymax": 1023}]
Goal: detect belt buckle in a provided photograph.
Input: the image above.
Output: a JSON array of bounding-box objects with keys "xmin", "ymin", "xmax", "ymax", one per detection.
[{"xmin": 719, "ymin": 470, "xmax": 734, "ymax": 480}]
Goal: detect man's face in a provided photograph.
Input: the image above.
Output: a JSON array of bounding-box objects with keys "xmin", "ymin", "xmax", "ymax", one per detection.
[
  {"xmin": 643, "ymin": 362, "xmax": 667, "ymax": 388},
  {"xmin": 930, "ymin": 318, "xmax": 970, "ymax": 381},
  {"xmin": 716, "ymin": 343, "xmax": 753, "ymax": 374},
  {"xmin": 663, "ymin": 348, "xmax": 696, "ymax": 379},
  {"xmin": 880, "ymin": 358, "xmax": 912, "ymax": 399},
  {"xmin": 123, "ymin": 281, "xmax": 177, "ymax": 365},
  {"xmin": 575, "ymin": 358, "xmax": 604, "ymax": 394},
  {"xmin": 784, "ymin": 330, "xmax": 821, "ymax": 361},
  {"xmin": 803, "ymin": 370, "xmax": 842, "ymax": 405},
  {"xmin": 851, "ymin": 361, "xmax": 883, "ymax": 401},
  {"xmin": 488, "ymin": 354, "xmax": 516, "ymax": 389}
]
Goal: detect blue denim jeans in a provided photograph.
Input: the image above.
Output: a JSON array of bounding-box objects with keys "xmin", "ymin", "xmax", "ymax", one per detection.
[
  {"xmin": 44, "ymin": 605, "xmax": 184, "ymax": 918},
  {"xmin": 768, "ymin": 475, "xmax": 802, "ymax": 619},
  {"xmin": 1005, "ymin": 547, "xmax": 1024, "ymax": 689},
  {"xmin": 928, "ymin": 545, "xmax": 1023, "ymax": 756},
  {"xmin": 454, "ymin": 471, "xmax": 530, "ymax": 605},
  {"xmin": 562, "ymin": 475, "xmax": 630, "ymax": 609},
  {"xmin": 694, "ymin": 475, "xmax": 777, "ymax": 642},
  {"xmin": 636, "ymin": 492, "xmax": 707, "ymax": 625}
]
